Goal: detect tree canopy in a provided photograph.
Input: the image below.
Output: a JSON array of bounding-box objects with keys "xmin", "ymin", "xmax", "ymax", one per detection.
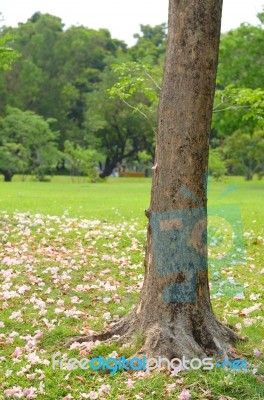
[
  {"xmin": 0, "ymin": 9, "xmax": 263, "ymax": 180},
  {"xmin": 0, "ymin": 107, "xmax": 60, "ymax": 181}
]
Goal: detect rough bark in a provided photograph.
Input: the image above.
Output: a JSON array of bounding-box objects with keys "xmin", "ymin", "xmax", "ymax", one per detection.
[{"xmin": 69, "ymin": 0, "xmax": 238, "ymax": 360}]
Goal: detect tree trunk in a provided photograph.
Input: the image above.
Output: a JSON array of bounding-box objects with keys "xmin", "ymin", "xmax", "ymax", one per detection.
[
  {"xmin": 246, "ymin": 169, "xmax": 253, "ymax": 180},
  {"xmin": 99, "ymin": 156, "xmax": 120, "ymax": 178},
  {"xmin": 69, "ymin": 0, "xmax": 237, "ymax": 360},
  {"xmin": 2, "ymin": 171, "xmax": 13, "ymax": 182}
]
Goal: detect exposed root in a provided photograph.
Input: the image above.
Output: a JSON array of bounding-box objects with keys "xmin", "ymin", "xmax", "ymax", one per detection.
[
  {"xmin": 66, "ymin": 311, "xmax": 136, "ymax": 347},
  {"xmin": 66, "ymin": 308, "xmax": 239, "ymax": 363}
]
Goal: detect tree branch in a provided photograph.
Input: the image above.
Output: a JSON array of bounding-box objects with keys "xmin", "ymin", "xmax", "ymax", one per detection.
[
  {"xmin": 145, "ymin": 72, "xmax": 161, "ymax": 91},
  {"xmin": 213, "ymin": 105, "xmax": 250, "ymax": 113}
]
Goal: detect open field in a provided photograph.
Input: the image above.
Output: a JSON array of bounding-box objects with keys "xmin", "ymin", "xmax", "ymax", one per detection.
[
  {"xmin": 0, "ymin": 176, "xmax": 263, "ymax": 399},
  {"xmin": 1, "ymin": 176, "xmax": 264, "ymax": 223},
  {"xmin": 0, "ymin": 176, "xmax": 152, "ymax": 222}
]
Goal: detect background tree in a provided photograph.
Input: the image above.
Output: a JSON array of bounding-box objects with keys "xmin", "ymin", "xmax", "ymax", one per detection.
[
  {"xmin": 208, "ymin": 148, "xmax": 227, "ymax": 181},
  {"xmin": 130, "ymin": 23, "xmax": 167, "ymax": 64},
  {"xmin": 85, "ymin": 64, "xmax": 155, "ymax": 177},
  {"xmin": 63, "ymin": 140, "xmax": 103, "ymax": 182},
  {"xmin": 0, "ymin": 33, "xmax": 20, "ymax": 71},
  {"xmin": 223, "ymin": 130, "xmax": 264, "ymax": 180},
  {"xmin": 1, "ymin": 10, "xmax": 263, "ymax": 181},
  {"xmin": 0, "ymin": 13, "xmax": 127, "ymax": 148},
  {"xmin": 109, "ymin": 17, "xmax": 264, "ymax": 162},
  {"xmin": 108, "ymin": 61, "xmax": 161, "ymax": 134},
  {"xmin": 0, "ymin": 107, "xmax": 60, "ymax": 181},
  {"xmin": 212, "ymin": 13, "xmax": 264, "ymax": 138},
  {"xmin": 217, "ymin": 16, "xmax": 263, "ymax": 89}
]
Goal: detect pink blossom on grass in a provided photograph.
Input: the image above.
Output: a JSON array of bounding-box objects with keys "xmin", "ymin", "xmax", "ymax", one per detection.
[{"xmin": 178, "ymin": 389, "xmax": 191, "ymax": 400}]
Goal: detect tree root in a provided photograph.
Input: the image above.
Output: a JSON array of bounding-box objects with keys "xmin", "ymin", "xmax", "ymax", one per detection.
[
  {"xmin": 66, "ymin": 308, "xmax": 239, "ymax": 362},
  {"xmin": 66, "ymin": 311, "xmax": 136, "ymax": 347}
]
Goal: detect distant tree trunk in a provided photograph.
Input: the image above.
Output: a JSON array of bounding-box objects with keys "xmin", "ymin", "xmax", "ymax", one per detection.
[
  {"xmin": 70, "ymin": 0, "xmax": 237, "ymax": 360},
  {"xmin": 2, "ymin": 171, "xmax": 13, "ymax": 182},
  {"xmin": 99, "ymin": 156, "xmax": 119, "ymax": 178},
  {"xmin": 246, "ymin": 169, "xmax": 254, "ymax": 181}
]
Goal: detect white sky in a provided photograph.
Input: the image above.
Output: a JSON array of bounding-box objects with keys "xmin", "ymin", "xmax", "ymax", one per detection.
[{"xmin": 1, "ymin": 0, "xmax": 263, "ymax": 46}]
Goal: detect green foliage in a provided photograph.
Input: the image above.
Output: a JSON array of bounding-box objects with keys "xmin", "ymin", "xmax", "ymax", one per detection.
[
  {"xmin": 0, "ymin": 107, "xmax": 60, "ymax": 181},
  {"xmin": 0, "ymin": 9, "xmax": 263, "ymax": 179},
  {"xmin": 108, "ymin": 61, "xmax": 160, "ymax": 132},
  {"xmin": 0, "ymin": 33, "xmax": 20, "ymax": 70},
  {"xmin": 0, "ymin": 13, "xmax": 126, "ymax": 145},
  {"xmin": 208, "ymin": 148, "xmax": 227, "ymax": 180},
  {"xmin": 218, "ymin": 22, "xmax": 263, "ymax": 89},
  {"xmin": 131, "ymin": 23, "xmax": 167, "ymax": 63},
  {"xmin": 257, "ymin": 8, "xmax": 264, "ymax": 24},
  {"xmin": 223, "ymin": 130, "xmax": 264, "ymax": 180},
  {"xmin": 109, "ymin": 23, "xmax": 264, "ymax": 148},
  {"xmin": 109, "ymin": 62, "xmax": 160, "ymax": 102},
  {"xmin": 137, "ymin": 150, "xmax": 153, "ymax": 165},
  {"xmin": 64, "ymin": 140, "xmax": 103, "ymax": 182},
  {"xmin": 84, "ymin": 64, "xmax": 155, "ymax": 177},
  {"xmin": 213, "ymin": 19, "xmax": 264, "ymax": 137},
  {"xmin": 213, "ymin": 86, "xmax": 264, "ymax": 135}
]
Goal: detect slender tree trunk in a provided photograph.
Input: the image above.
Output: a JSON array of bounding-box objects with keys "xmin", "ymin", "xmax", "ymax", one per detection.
[{"xmin": 70, "ymin": 0, "xmax": 237, "ymax": 360}]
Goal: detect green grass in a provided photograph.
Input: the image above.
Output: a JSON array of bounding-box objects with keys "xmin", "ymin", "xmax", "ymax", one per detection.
[
  {"xmin": 0, "ymin": 175, "xmax": 263, "ymax": 223},
  {"xmin": 0, "ymin": 176, "xmax": 151, "ymax": 222},
  {"xmin": 0, "ymin": 175, "xmax": 263, "ymax": 399}
]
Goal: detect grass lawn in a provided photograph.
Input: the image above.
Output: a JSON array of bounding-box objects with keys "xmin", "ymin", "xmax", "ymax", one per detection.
[
  {"xmin": 0, "ymin": 176, "xmax": 152, "ymax": 222},
  {"xmin": 0, "ymin": 176, "xmax": 263, "ymax": 399}
]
